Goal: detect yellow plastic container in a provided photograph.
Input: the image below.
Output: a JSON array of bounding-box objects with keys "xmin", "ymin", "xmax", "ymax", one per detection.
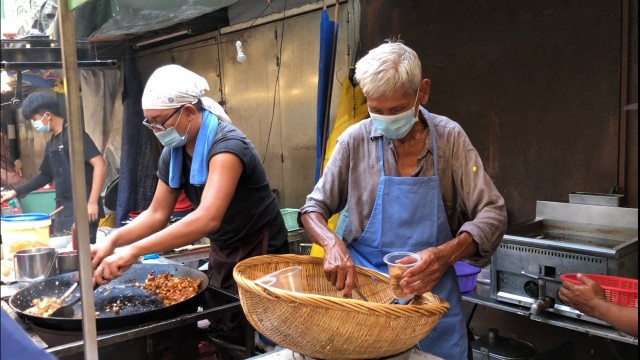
[
  {"xmin": 309, "ymin": 243, "xmax": 325, "ymax": 257},
  {"xmin": 99, "ymin": 213, "xmax": 116, "ymax": 228},
  {"xmin": 0, "ymin": 213, "xmax": 51, "ymax": 259}
]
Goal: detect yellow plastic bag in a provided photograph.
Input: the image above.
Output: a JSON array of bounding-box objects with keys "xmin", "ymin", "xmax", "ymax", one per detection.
[{"xmin": 311, "ymin": 78, "xmax": 368, "ymax": 258}]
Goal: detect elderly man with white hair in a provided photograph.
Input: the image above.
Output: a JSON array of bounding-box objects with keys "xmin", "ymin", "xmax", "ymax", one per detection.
[
  {"xmin": 91, "ymin": 64, "xmax": 289, "ymax": 293},
  {"xmin": 300, "ymin": 42, "xmax": 507, "ymax": 359}
]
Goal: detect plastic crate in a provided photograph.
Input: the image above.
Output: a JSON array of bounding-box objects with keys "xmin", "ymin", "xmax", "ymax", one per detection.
[
  {"xmin": 280, "ymin": 208, "xmax": 300, "ymax": 232},
  {"xmin": 20, "ymin": 189, "xmax": 56, "ymax": 215},
  {"xmin": 560, "ymin": 274, "xmax": 638, "ymax": 308}
]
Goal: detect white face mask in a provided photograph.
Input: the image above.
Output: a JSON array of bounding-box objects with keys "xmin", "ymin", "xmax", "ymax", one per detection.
[
  {"xmin": 368, "ymin": 88, "xmax": 421, "ymax": 139},
  {"xmin": 154, "ymin": 109, "xmax": 190, "ymax": 148}
]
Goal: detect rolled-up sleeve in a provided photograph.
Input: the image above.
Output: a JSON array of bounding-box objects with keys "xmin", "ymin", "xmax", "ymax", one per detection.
[
  {"xmin": 299, "ymin": 138, "xmax": 350, "ymax": 222},
  {"xmin": 453, "ymin": 143, "xmax": 508, "ymax": 268}
]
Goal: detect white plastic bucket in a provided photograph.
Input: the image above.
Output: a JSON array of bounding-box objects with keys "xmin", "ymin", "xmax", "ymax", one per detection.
[{"xmin": 1, "ymin": 213, "xmax": 51, "ymax": 259}]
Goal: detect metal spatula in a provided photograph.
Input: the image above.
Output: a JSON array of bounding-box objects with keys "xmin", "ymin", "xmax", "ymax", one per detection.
[{"xmin": 50, "ymin": 282, "xmax": 99, "ymax": 317}]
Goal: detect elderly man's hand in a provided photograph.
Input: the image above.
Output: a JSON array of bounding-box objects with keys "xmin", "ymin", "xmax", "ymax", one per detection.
[
  {"xmin": 322, "ymin": 238, "xmax": 359, "ymax": 298},
  {"xmin": 400, "ymin": 247, "xmax": 449, "ymax": 296},
  {"xmin": 558, "ymin": 273, "xmax": 607, "ymax": 318}
]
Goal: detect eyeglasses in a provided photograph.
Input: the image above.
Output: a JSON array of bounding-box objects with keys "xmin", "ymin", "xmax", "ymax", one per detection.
[{"xmin": 142, "ymin": 105, "xmax": 185, "ymax": 131}]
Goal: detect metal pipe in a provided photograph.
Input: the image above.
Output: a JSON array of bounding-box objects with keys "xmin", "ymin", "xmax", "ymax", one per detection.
[
  {"xmin": 11, "ymin": 70, "xmax": 23, "ymax": 108},
  {"xmin": 0, "ymin": 60, "xmax": 118, "ymax": 71},
  {"xmin": 617, "ymin": 0, "xmax": 630, "ymax": 194},
  {"xmin": 56, "ymin": 2, "xmax": 99, "ymax": 359}
]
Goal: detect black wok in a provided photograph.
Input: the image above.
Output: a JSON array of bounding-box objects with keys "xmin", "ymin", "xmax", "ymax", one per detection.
[{"xmin": 8, "ymin": 263, "xmax": 209, "ymax": 331}]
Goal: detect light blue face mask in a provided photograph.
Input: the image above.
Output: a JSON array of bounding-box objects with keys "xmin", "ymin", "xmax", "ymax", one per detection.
[
  {"xmin": 369, "ymin": 89, "xmax": 421, "ymax": 140},
  {"xmin": 32, "ymin": 113, "xmax": 51, "ymax": 133},
  {"xmin": 154, "ymin": 109, "xmax": 190, "ymax": 148}
]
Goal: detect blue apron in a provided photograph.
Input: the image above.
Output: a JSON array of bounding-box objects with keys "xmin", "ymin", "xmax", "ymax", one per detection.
[{"xmin": 347, "ymin": 115, "xmax": 467, "ymax": 360}]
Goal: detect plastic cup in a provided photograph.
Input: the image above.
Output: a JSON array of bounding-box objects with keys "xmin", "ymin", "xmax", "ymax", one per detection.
[
  {"xmin": 256, "ymin": 266, "xmax": 303, "ymax": 292},
  {"xmin": 383, "ymin": 252, "xmax": 421, "ymax": 301}
]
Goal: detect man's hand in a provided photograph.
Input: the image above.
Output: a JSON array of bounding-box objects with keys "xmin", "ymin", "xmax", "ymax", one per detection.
[
  {"xmin": 558, "ymin": 273, "xmax": 607, "ymax": 318},
  {"xmin": 91, "ymin": 236, "xmax": 116, "ymax": 270},
  {"xmin": 400, "ymin": 247, "xmax": 449, "ymax": 296},
  {"xmin": 1, "ymin": 190, "xmax": 17, "ymax": 203},
  {"xmin": 93, "ymin": 246, "xmax": 137, "ymax": 285},
  {"xmin": 87, "ymin": 201, "xmax": 99, "ymax": 222},
  {"xmin": 322, "ymin": 237, "xmax": 359, "ymax": 297}
]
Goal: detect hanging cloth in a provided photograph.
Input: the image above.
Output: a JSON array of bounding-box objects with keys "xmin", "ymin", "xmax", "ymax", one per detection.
[
  {"xmin": 315, "ymin": 7, "xmax": 339, "ymax": 183},
  {"xmin": 309, "ymin": 77, "xmax": 368, "ymax": 258}
]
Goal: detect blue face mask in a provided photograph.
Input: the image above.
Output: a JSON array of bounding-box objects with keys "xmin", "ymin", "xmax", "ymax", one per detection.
[
  {"xmin": 369, "ymin": 107, "xmax": 417, "ymax": 139},
  {"xmin": 32, "ymin": 113, "xmax": 51, "ymax": 133},
  {"xmin": 154, "ymin": 109, "xmax": 190, "ymax": 148},
  {"xmin": 369, "ymin": 89, "xmax": 421, "ymax": 140}
]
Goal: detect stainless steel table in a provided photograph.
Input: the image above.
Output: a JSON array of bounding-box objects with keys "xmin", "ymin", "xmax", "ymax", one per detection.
[{"xmin": 462, "ymin": 283, "xmax": 638, "ymax": 346}]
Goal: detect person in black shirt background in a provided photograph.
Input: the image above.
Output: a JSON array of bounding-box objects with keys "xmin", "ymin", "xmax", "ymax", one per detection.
[{"xmin": 1, "ymin": 92, "xmax": 106, "ymax": 243}]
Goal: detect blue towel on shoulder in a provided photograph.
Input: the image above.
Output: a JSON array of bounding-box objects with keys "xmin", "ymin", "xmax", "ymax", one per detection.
[{"xmin": 168, "ymin": 110, "xmax": 219, "ymax": 188}]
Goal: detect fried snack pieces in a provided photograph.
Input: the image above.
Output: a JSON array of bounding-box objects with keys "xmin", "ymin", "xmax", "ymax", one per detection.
[
  {"xmin": 25, "ymin": 297, "xmax": 63, "ymax": 317},
  {"xmin": 143, "ymin": 272, "xmax": 201, "ymax": 306}
]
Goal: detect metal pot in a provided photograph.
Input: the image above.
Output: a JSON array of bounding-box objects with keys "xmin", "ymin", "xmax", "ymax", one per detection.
[
  {"xmin": 54, "ymin": 250, "xmax": 78, "ymax": 275},
  {"xmin": 471, "ymin": 328, "xmax": 537, "ymax": 360},
  {"xmin": 13, "ymin": 247, "xmax": 57, "ymax": 282},
  {"xmin": 9, "ymin": 263, "xmax": 209, "ymax": 331}
]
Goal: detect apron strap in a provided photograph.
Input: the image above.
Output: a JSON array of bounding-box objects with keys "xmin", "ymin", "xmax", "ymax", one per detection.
[
  {"xmin": 425, "ymin": 111, "xmax": 439, "ymax": 177},
  {"xmin": 378, "ymin": 139, "xmax": 385, "ymax": 177}
]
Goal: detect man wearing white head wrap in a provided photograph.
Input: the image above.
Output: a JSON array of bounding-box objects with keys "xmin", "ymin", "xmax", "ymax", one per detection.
[
  {"xmin": 141, "ymin": 64, "xmax": 231, "ymax": 123},
  {"xmin": 92, "ymin": 65, "xmax": 289, "ymax": 296}
]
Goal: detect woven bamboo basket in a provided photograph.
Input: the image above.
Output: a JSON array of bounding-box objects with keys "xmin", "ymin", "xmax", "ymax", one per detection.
[{"xmin": 233, "ymin": 254, "xmax": 449, "ymax": 359}]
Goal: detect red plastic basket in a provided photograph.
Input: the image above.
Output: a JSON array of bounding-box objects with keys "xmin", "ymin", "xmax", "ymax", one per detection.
[{"xmin": 560, "ymin": 274, "xmax": 638, "ymax": 308}]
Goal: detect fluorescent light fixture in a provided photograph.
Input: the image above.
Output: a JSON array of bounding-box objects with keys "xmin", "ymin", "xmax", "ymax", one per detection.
[{"xmin": 135, "ymin": 29, "xmax": 192, "ymax": 48}]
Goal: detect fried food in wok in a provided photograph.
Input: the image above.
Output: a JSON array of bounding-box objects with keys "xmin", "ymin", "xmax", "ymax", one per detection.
[
  {"xmin": 23, "ymin": 272, "xmax": 201, "ymax": 318},
  {"xmin": 25, "ymin": 297, "xmax": 63, "ymax": 317},
  {"xmin": 143, "ymin": 272, "xmax": 201, "ymax": 306}
]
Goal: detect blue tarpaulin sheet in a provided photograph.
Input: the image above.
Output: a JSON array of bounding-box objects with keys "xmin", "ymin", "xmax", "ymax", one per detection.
[
  {"xmin": 315, "ymin": 9, "xmax": 339, "ymax": 184},
  {"xmin": 115, "ymin": 49, "xmax": 143, "ymax": 227}
]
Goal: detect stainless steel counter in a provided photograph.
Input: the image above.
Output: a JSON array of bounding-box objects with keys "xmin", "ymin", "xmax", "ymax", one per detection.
[{"xmin": 462, "ymin": 283, "xmax": 638, "ymax": 346}]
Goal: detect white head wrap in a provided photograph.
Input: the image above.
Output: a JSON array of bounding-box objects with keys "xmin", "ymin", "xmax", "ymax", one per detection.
[{"xmin": 141, "ymin": 64, "xmax": 231, "ymax": 122}]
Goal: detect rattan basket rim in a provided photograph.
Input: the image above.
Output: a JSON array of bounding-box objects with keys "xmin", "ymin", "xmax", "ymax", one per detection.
[{"xmin": 233, "ymin": 254, "xmax": 450, "ymax": 316}]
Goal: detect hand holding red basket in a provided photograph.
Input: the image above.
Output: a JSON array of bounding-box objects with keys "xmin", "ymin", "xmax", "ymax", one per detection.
[
  {"xmin": 559, "ymin": 273, "xmax": 638, "ymax": 337},
  {"xmin": 560, "ymin": 273, "xmax": 638, "ymax": 308}
]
